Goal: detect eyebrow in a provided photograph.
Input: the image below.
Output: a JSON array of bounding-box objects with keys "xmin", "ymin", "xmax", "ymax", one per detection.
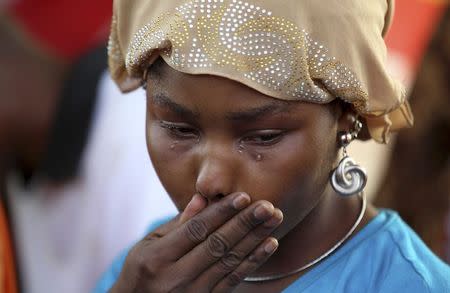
[
  {"xmin": 226, "ymin": 100, "xmax": 291, "ymax": 122},
  {"xmin": 151, "ymin": 92, "xmax": 291, "ymax": 121},
  {"xmin": 151, "ymin": 93, "xmax": 200, "ymax": 119}
]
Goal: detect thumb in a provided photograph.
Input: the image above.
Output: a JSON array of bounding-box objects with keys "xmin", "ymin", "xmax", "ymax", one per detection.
[{"xmin": 179, "ymin": 194, "xmax": 207, "ymax": 224}]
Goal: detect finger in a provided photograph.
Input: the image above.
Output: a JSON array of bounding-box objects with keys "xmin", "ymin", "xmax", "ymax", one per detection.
[
  {"xmin": 192, "ymin": 209, "xmax": 283, "ymax": 291},
  {"xmin": 175, "ymin": 200, "xmax": 275, "ymax": 279},
  {"xmin": 179, "ymin": 194, "xmax": 208, "ymax": 224},
  {"xmin": 148, "ymin": 194, "xmax": 206, "ymax": 239},
  {"xmin": 213, "ymin": 237, "xmax": 279, "ymax": 292},
  {"xmin": 161, "ymin": 192, "xmax": 252, "ymax": 259}
]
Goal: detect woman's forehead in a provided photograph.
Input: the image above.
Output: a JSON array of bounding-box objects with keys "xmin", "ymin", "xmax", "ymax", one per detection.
[
  {"xmin": 147, "ymin": 58, "xmax": 335, "ymax": 121},
  {"xmin": 149, "ymin": 61, "xmax": 291, "ymax": 109},
  {"xmin": 150, "ymin": 60, "xmax": 267, "ymax": 98}
]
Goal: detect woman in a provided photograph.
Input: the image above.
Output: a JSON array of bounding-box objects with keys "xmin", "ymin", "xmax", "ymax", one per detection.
[{"xmin": 96, "ymin": 0, "xmax": 450, "ymax": 292}]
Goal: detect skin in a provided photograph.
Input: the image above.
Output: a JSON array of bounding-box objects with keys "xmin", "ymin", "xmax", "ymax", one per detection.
[{"xmin": 112, "ymin": 60, "xmax": 377, "ymax": 292}]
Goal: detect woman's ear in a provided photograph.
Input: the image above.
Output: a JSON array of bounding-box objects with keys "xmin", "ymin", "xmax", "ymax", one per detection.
[{"xmin": 336, "ymin": 102, "xmax": 371, "ymax": 141}]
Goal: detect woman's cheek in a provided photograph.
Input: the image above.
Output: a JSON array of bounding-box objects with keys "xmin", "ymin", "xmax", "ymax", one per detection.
[
  {"xmin": 147, "ymin": 122, "xmax": 173, "ymax": 159},
  {"xmin": 146, "ymin": 121, "xmax": 197, "ymax": 210},
  {"xmin": 147, "ymin": 121, "xmax": 193, "ymax": 160},
  {"xmin": 248, "ymin": 130, "xmax": 328, "ymax": 230}
]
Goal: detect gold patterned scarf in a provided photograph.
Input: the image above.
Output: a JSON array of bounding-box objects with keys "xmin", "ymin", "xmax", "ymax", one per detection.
[{"xmin": 108, "ymin": 0, "xmax": 413, "ymax": 143}]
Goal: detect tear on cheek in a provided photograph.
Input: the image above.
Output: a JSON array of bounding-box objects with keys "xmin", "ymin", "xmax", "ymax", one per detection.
[
  {"xmin": 147, "ymin": 130, "xmax": 175, "ymax": 161},
  {"xmin": 237, "ymin": 143, "xmax": 265, "ymax": 162},
  {"xmin": 170, "ymin": 141, "xmax": 179, "ymax": 150}
]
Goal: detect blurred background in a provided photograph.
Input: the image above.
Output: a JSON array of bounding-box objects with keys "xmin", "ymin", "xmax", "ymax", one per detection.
[{"xmin": 0, "ymin": 0, "xmax": 448, "ymax": 292}]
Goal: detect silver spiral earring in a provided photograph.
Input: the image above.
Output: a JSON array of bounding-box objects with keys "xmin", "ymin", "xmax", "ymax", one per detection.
[{"xmin": 330, "ymin": 119, "xmax": 367, "ymax": 196}]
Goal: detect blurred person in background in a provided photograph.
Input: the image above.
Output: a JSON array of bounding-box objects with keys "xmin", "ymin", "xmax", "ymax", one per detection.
[
  {"xmin": 376, "ymin": 7, "xmax": 450, "ymax": 263},
  {"xmin": 0, "ymin": 1, "xmax": 175, "ymax": 292}
]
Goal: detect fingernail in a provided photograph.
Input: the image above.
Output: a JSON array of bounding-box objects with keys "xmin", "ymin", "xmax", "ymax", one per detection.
[
  {"xmin": 186, "ymin": 194, "xmax": 202, "ymax": 209},
  {"xmin": 264, "ymin": 239, "xmax": 279, "ymax": 254},
  {"xmin": 189, "ymin": 194, "xmax": 201, "ymax": 204},
  {"xmin": 232, "ymin": 193, "xmax": 251, "ymax": 210},
  {"xmin": 181, "ymin": 194, "xmax": 207, "ymax": 221},
  {"xmin": 254, "ymin": 202, "xmax": 274, "ymax": 220},
  {"xmin": 263, "ymin": 209, "xmax": 283, "ymax": 228}
]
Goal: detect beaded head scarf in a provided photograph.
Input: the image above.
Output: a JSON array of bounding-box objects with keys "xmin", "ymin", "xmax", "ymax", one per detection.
[{"xmin": 108, "ymin": 0, "xmax": 413, "ymax": 143}]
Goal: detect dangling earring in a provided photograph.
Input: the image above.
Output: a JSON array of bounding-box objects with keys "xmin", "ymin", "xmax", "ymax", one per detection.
[{"xmin": 330, "ymin": 118, "xmax": 367, "ymax": 196}]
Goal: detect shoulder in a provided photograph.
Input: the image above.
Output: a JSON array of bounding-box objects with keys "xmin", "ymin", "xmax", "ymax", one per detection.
[
  {"xmin": 376, "ymin": 211, "xmax": 450, "ymax": 292},
  {"xmin": 291, "ymin": 210, "xmax": 450, "ymax": 293},
  {"xmin": 92, "ymin": 216, "xmax": 175, "ymax": 293},
  {"xmin": 352, "ymin": 210, "xmax": 450, "ymax": 292}
]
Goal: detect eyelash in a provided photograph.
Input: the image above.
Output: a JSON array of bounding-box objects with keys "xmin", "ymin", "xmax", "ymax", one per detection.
[
  {"xmin": 240, "ymin": 130, "xmax": 285, "ymax": 146},
  {"xmin": 159, "ymin": 121, "xmax": 200, "ymax": 140},
  {"xmin": 159, "ymin": 121, "xmax": 285, "ymax": 146}
]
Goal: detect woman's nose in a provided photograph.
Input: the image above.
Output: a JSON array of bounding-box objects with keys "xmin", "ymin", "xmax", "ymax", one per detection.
[{"xmin": 195, "ymin": 145, "xmax": 236, "ymax": 202}]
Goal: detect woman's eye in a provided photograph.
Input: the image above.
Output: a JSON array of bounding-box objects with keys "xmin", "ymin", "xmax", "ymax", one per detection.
[
  {"xmin": 242, "ymin": 130, "xmax": 284, "ymax": 146},
  {"xmin": 159, "ymin": 121, "xmax": 199, "ymax": 139}
]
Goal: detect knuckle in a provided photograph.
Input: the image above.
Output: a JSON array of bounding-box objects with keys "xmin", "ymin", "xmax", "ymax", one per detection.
[
  {"xmin": 133, "ymin": 251, "xmax": 157, "ymax": 279},
  {"xmin": 219, "ymin": 251, "xmax": 244, "ymax": 271},
  {"xmin": 185, "ymin": 218, "xmax": 209, "ymax": 243},
  {"xmin": 124, "ymin": 244, "xmax": 182, "ymax": 293},
  {"xmin": 206, "ymin": 232, "xmax": 230, "ymax": 258},
  {"xmin": 128, "ymin": 243, "xmax": 162, "ymax": 280},
  {"xmin": 226, "ymin": 271, "xmax": 245, "ymax": 287}
]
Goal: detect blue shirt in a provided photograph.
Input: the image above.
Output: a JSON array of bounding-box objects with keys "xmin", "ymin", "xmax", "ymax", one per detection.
[{"xmin": 94, "ymin": 210, "xmax": 450, "ymax": 292}]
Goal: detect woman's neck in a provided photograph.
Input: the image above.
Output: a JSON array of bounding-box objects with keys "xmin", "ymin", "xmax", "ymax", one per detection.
[{"xmin": 238, "ymin": 187, "xmax": 378, "ymax": 292}]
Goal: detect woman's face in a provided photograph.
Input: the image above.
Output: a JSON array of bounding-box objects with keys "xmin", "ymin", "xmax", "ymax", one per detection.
[{"xmin": 146, "ymin": 61, "xmax": 341, "ymax": 238}]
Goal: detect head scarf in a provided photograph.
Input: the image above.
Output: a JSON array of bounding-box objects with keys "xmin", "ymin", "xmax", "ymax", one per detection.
[{"xmin": 108, "ymin": 0, "xmax": 413, "ymax": 143}]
